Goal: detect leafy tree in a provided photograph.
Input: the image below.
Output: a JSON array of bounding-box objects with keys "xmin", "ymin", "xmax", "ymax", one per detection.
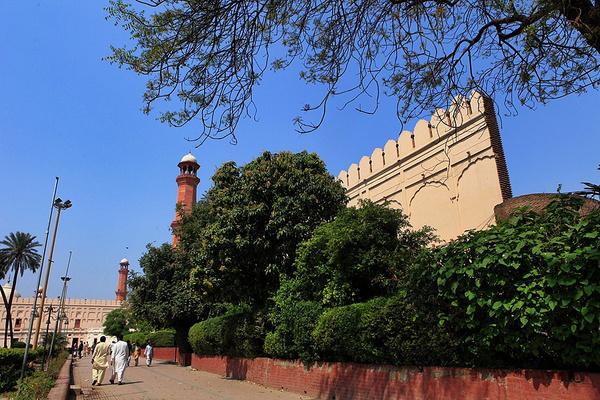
[
  {"xmin": 103, "ymin": 308, "xmax": 130, "ymax": 338},
  {"xmin": 0, "ymin": 232, "xmax": 41, "ymax": 347},
  {"xmin": 278, "ymin": 200, "xmax": 433, "ymax": 307},
  {"xmin": 107, "ymin": 0, "xmax": 600, "ymax": 142},
  {"xmin": 429, "ymin": 196, "xmax": 600, "ymax": 369},
  {"xmin": 127, "ymin": 244, "xmax": 209, "ymax": 351},
  {"xmin": 179, "ymin": 151, "xmax": 347, "ymax": 306}
]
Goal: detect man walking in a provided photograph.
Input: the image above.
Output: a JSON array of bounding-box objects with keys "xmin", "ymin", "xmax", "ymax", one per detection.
[
  {"xmin": 91, "ymin": 336, "xmax": 110, "ymax": 386},
  {"xmin": 109, "ymin": 334, "xmax": 130, "ymax": 385},
  {"xmin": 144, "ymin": 340, "xmax": 154, "ymax": 367}
]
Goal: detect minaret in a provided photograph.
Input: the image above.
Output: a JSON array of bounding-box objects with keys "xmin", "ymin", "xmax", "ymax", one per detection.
[
  {"xmin": 115, "ymin": 258, "xmax": 129, "ymax": 301},
  {"xmin": 171, "ymin": 153, "xmax": 200, "ymax": 246}
]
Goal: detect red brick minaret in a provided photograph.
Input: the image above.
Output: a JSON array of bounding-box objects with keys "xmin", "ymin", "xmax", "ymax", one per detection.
[
  {"xmin": 116, "ymin": 258, "xmax": 129, "ymax": 301},
  {"xmin": 171, "ymin": 153, "xmax": 200, "ymax": 246}
]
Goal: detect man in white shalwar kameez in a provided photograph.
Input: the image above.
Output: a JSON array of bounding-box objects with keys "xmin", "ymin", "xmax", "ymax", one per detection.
[{"xmin": 109, "ymin": 335, "xmax": 130, "ymax": 385}]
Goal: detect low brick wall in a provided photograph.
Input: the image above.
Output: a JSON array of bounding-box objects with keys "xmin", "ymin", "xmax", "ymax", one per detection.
[
  {"xmin": 191, "ymin": 355, "xmax": 600, "ymax": 400},
  {"xmin": 152, "ymin": 347, "xmax": 177, "ymax": 362},
  {"xmin": 46, "ymin": 357, "xmax": 71, "ymax": 400}
]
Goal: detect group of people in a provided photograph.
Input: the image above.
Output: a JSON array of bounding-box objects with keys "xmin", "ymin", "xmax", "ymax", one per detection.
[
  {"xmin": 71, "ymin": 341, "xmax": 92, "ymax": 358},
  {"xmin": 89, "ymin": 335, "xmax": 154, "ymax": 386}
]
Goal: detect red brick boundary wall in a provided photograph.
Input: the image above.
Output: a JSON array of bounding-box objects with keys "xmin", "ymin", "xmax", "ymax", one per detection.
[
  {"xmin": 151, "ymin": 347, "xmax": 191, "ymax": 366},
  {"xmin": 191, "ymin": 355, "xmax": 600, "ymax": 400},
  {"xmin": 152, "ymin": 347, "xmax": 177, "ymax": 362}
]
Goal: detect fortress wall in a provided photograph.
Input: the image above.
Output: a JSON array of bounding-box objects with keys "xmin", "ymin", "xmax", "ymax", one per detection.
[{"xmin": 338, "ymin": 92, "xmax": 512, "ymax": 241}]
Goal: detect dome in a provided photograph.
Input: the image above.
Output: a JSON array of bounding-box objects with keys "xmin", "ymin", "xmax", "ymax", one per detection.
[
  {"xmin": 2, "ymin": 282, "xmax": 20, "ymax": 298},
  {"xmin": 119, "ymin": 258, "xmax": 129, "ymax": 265},
  {"xmin": 180, "ymin": 152, "xmax": 197, "ymax": 163}
]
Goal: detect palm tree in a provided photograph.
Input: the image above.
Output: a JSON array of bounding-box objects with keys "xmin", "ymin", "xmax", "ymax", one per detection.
[{"xmin": 0, "ymin": 232, "xmax": 41, "ymax": 347}]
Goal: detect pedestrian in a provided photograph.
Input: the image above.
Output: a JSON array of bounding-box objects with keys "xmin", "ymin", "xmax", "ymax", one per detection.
[
  {"xmin": 78, "ymin": 341, "xmax": 84, "ymax": 359},
  {"xmin": 91, "ymin": 336, "xmax": 110, "ymax": 386},
  {"xmin": 127, "ymin": 340, "xmax": 132, "ymax": 367},
  {"xmin": 109, "ymin": 334, "xmax": 130, "ymax": 385},
  {"xmin": 132, "ymin": 343, "xmax": 141, "ymax": 366},
  {"xmin": 144, "ymin": 340, "xmax": 154, "ymax": 367},
  {"xmin": 83, "ymin": 342, "xmax": 89, "ymax": 357},
  {"xmin": 71, "ymin": 342, "xmax": 78, "ymax": 359}
]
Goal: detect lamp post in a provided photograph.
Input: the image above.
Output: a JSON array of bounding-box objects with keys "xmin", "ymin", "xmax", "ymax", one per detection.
[
  {"xmin": 19, "ymin": 177, "xmax": 59, "ymax": 381},
  {"xmin": 33, "ymin": 197, "xmax": 72, "ymax": 349},
  {"xmin": 46, "ymin": 252, "xmax": 72, "ymax": 369},
  {"xmin": 40, "ymin": 306, "xmax": 54, "ymax": 366}
]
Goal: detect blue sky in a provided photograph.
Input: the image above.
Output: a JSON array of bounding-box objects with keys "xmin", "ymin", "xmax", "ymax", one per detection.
[{"xmin": 1, "ymin": 2, "xmax": 598, "ymax": 300}]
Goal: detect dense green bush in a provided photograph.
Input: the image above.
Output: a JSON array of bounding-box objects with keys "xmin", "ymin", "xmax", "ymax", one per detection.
[
  {"xmin": 311, "ymin": 295, "xmax": 458, "ymax": 365},
  {"xmin": 431, "ymin": 197, "xmax": 600, "ymax": 369},
  {"xmin": 189, "ymin": 305, "xmax": 266, "ymax": 358},
  {"xmin": 264, "ymin": 299, "xmax": 323, "ymax": 362},
  {"xmin": 124, "ymin": 329, "xmax": 176, "ymax": 347},
  {"xmin": 0, "ymin": 348, "xmax": 44, "ymax": 393},
  {"xmin": 123, "ymin": 332, "xmax": 148, "ymax": 346},
  {"xmin": 11, "ymin": 341, "xmax": 26, "ymax": 348},
  {"xmin": 149, "ymin": 330, "xmax": 176, "ymax": 347},
  {"xmin": 287, "ymin": 201, "xmax": 433, "ymax": 307},
  {"xmin": 10, "ymin": 351, "xmax": 68, "ymax": 400},
  {"xmin": 313, "ymin": 300, "xmax": 376, "ymax": 362}
]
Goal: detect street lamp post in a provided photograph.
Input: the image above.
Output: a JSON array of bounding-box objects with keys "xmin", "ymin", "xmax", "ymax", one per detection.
[
  {"xmin": 46, "ymin": 252, "xmax": 72, "ymax": 370},
  {"xmin": 19, "ymin": 177, "xmax": 59, "ymax": 381},
  {"xmin": 33, "ymin": 198, "xmax": 72, "ymax": 348},
  {"xmin": 40, "ymin": 306, "xmax": 53, "ymax": 366}
]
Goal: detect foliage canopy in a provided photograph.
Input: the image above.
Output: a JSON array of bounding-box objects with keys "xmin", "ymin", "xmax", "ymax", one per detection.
[
  {"xmin": 108, "ymin": 0, "xmax": 600, "ymax": 142},
  {"xmin": 280, "ymin": 200, "xmax": 433, "ymax": 307},
  {"xmin": 178, "ymin": 150, "xmax": 347, "ymax": 306},
  {"xmin": 0, "ymin": 232, "xmax": 41, "ymax": 347}
]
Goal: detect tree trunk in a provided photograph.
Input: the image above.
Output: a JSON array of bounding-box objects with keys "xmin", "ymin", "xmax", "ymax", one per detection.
[
  {"xmin": 1, "ymin": 285, "xmax": 8, "ymax": 348},
  {"xmin": 6, "ymin": 271, "xmax": 18, "ymax": 346}
]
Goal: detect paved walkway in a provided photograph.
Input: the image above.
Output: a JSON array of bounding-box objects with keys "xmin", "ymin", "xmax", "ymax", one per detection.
[{"xmin": 72, "ymin": 355, "xmax": 310, "ymax": 400}]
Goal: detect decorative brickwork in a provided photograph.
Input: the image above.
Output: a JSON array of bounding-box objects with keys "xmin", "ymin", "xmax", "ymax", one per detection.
[
  {"xmin": 171, "ymin": 153, "xmax": 200, "ymax": 246},
  {"xmin": 191, "ymin": 355, "xmax": 600, "ymax": 400}
]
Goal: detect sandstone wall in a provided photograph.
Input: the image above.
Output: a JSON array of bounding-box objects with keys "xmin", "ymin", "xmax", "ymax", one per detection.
[{"xmin": 338, "ymin": 92, "xmax": 511, "ymax": 241}]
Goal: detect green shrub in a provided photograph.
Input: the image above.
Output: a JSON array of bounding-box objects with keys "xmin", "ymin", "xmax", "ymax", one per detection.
[
  {"xmin": 124, "ymin": 330, "xmax": 176, "ymax": 347},
  {"xmin": 264, "ymin": 300, "xmax": 323, "ymax": 362},
  {"xmin": 9, "ymin": 351, "xmax": 68, "ymax": 400},
  {"xmin": 124, "ymin": 332, "xmax": 148, "ymax": 346},
  {"xmin": 11, "ymin": 341, "xmax": 26, "ymax": 348},
  {"xmin": 188, "ymin": 305, "xmax": 265, "ymax": 358},
  {"xmin": 9, "ymin": 371, "xmax": 54, "ymax": 400},
  {"xmin": 148, "ymin": 330, "xmax": 176, "ymax": 347},
  {"xmin": 310, "ymin": 295, "xmax": 460, "ymax": 366},
  {"xmin": 0, "ymin": 348, "xmax": 45, "ymax": 392},
  {"xmin": 0, "ymin": 348, "xmax": 25, "ymax": 392},
  {"xmin": 364, "ymin": 294, "xmax": 460, "ymax": 366},
  {"xmin": 431, "ymin": 198, "xmax": 600, "ymax": 369},
  {"xmin": 312, "ymin": 299, "xmax": 383, "ymax": 362}
]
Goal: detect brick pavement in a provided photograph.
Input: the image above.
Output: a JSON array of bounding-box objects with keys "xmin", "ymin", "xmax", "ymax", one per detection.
[{"xmin": 72, "ymin": 355, "xmax": 311, "ymax": 400}]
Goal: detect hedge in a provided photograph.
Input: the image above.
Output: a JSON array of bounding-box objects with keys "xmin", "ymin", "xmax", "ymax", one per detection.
[
  {"xmin": 124, "ymin": 329, "xmax": 176, "ymax": 347},
  {"xmin": 264, "ymin": 300, "xmax": 323, "ymax": 362},
  {"xmin": 188, "ymin": 305, "xmax": 266, "ymax": 358},
  {"xmin": 0, "ymin": 348, "xmax": 44, "ymax": 393},
  {"xmin": 11, "ymin": 351, "xmax": 69, "ymax": 400}
]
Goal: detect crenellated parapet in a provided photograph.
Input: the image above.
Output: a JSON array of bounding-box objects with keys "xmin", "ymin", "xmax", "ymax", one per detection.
[
  {"xmin": 338, "ymin": 92, "xmax": 490, "ymax": 188},
  {"xmin": 338, "ymin": 92, "xmax": 511, "ymax": 242}
]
